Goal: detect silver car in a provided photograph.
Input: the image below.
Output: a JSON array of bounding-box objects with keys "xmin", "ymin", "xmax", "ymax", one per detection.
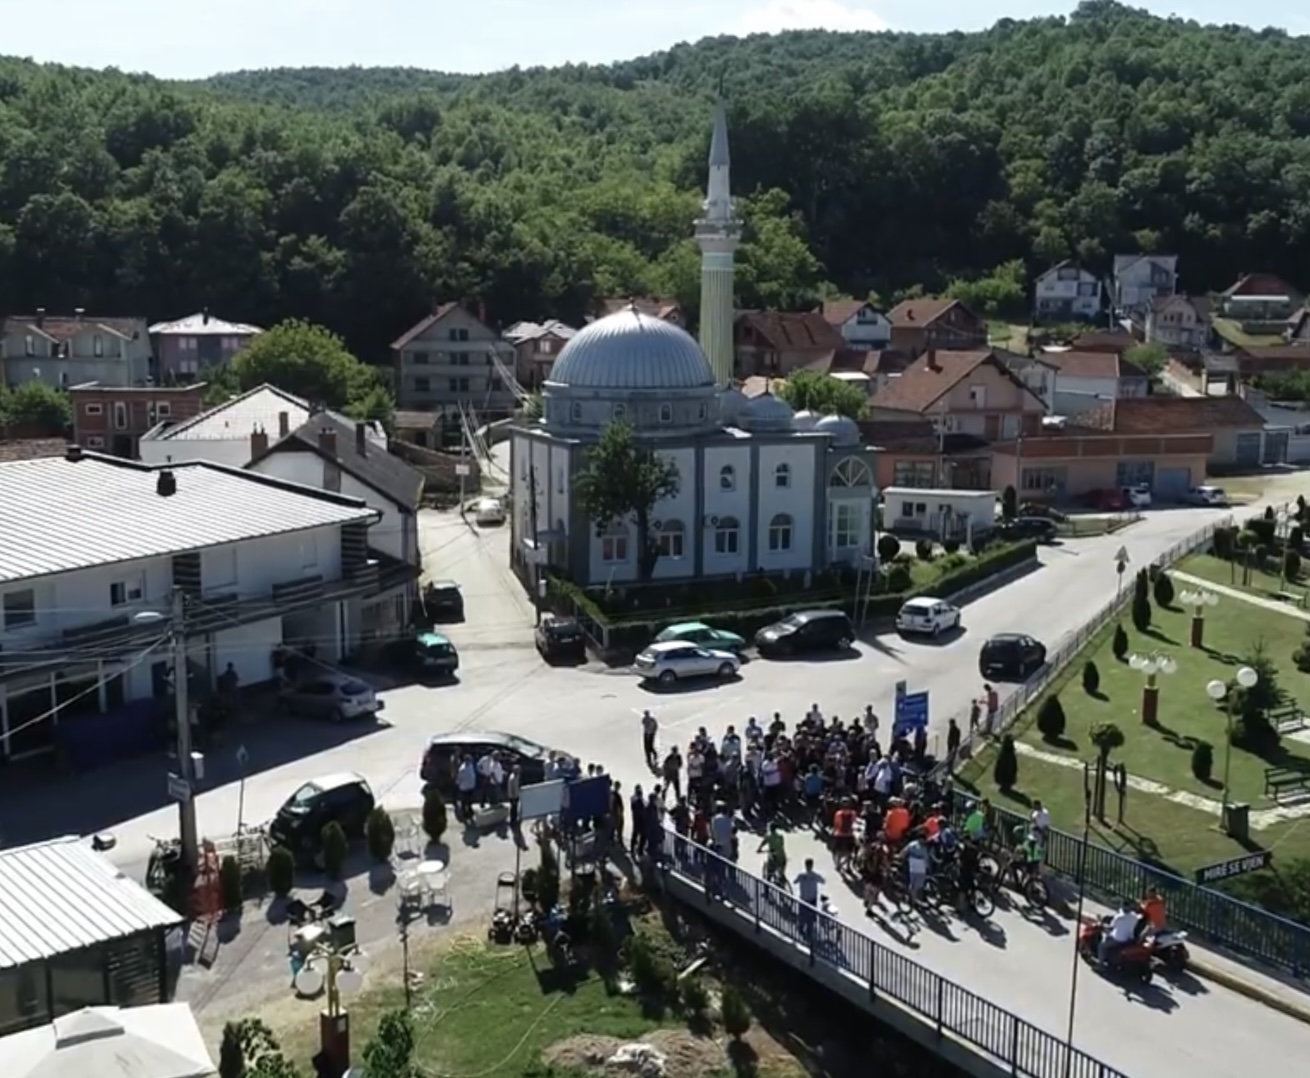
[
  {"xmin": 276, "ymin": 673, "xmax": 383, "ymax": 722},
  {"xmin": 634, "ymin": 641, "xmax": 741, "ymax": 685}
]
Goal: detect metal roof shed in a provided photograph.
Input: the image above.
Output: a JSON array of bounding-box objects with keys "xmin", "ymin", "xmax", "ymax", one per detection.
[{"xmin": 0, "ymin": 838, "xmax": 183, "ymax": 1038}]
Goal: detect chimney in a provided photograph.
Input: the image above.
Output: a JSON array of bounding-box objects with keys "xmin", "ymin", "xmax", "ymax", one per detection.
[
  {"xmin": 202, "ymin": 307, "xmax": 210, "ymax": 325},
  {"xmin": 355, "ymin": 421, "xmax": 367, "ymax": 456},
  {"xmin": 156, "ymin": 469, "xmax": 177, "ymax": 497},
  {"xmin": 319, "ymin": 426, "xmax": 337, "ymax": 455},
  {"xmin": 73, "ymin": 307, "xmax": 85, "ymax": 322},
  {"xmin": 35, "ymin": 307, "xmax": 45, "ymax": 328},
  {"xmin": 926, "ymin": 349, "xmax": 938, "ymax": 370},
  {"xmin": 250, "ymin": 425, "xmax": 269, "ymax": 457},
  {"xmin": 277, "ymin": 411, "xmax": 290, "ymax": 437},
  {"xmin": 66, "ymin": 444, "xmax": 83, "ymax": 462}
]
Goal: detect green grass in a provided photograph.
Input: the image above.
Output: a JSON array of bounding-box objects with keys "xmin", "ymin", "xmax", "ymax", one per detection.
[
  {"xmin": 1055, "ymin": 515, "xmax": 1137, "ymax": 539},
  {"xmin": 1211, "ymin": 317, "xmax": 1286, "ymax": 349},
  {"xmin": 1179, "ymin": 553, "xmax": 1310, "ymax": 605},
  {"xmin": 987, "ymin": 322, "xmax": 1031, "ymax": 350}
]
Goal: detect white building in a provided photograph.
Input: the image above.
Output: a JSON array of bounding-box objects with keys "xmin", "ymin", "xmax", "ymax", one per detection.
[
  {"xmin": 1041, "ymin": 349, "xmax": 1151, "ymax": 415},
  {"xmin": 1033, "ymin": 262, "xmax": 1103, "ymax": 323},
  {"xmin": 1112, "ymin": 254, "xmax": 1179, "ymax": 313},
  {"xmin": 820, "ymin": 299, "xmax": 893, "ymax": 349},
  {"xmin": 0, "ymin": 448, "xmax": 381, "ymax": 765},
  {"xmin": 138, "ymin": 383, "xmax": 385, "ymax": 469},
  {"xmin": 882, "ymin": 487, "xmax": 997, "ymax": 541},
  {"xmin": 1145, "ymin": 294, "xmax": 1211, "ymax": 350}
]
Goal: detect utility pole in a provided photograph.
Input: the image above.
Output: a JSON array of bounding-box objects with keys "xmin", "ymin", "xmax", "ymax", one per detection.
[
  {"xmin": 527, "ymin": 465, "xmax": 542, "ymax": 625},
  {"xmin": 172, "ymin": 587, "xmax": 200, "ymax": 869}
]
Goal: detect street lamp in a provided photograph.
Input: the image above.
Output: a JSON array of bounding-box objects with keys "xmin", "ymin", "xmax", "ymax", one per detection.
[
  {"xmin": 293, "ymin": 930, "xmax": 370, "ymax": 1077},
  {"xmin": 1277, "ymin": 506, "xmax": 1293, "ymax": 586},
  {"xmin": 1129, "ymin": 652, "xmax": 1177, "ymax": 726},
  {"xmin": 1180, "ymin": 587, "xmax": 1219, "ymax": 648},
  {"xmin": 1207, "ymin": 665, "xmax": 1259, "ymax": 835}
]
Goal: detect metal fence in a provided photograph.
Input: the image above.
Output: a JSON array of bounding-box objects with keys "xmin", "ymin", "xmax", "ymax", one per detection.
[{"xmin": 658, "ymin": 831, "xmax": 1129, "ymax": 1078}]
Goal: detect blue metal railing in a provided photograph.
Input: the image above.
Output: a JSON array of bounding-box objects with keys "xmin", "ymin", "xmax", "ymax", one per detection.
[{"xmin": 658, "ymin": 831, "xmax": 1129, "ymax": 1078}]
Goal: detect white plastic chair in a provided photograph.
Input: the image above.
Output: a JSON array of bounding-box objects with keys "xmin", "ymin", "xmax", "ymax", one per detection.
[{"xmin": 423, "ymin": 868, "xmax": 450, "ymax": 910}]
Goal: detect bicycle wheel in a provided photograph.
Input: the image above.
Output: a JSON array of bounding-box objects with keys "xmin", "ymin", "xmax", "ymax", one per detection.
[
  {"xmin": 969, "ymin": 887, "xmax": 996, "ymax": 919},
  {"xmin": 1026, "ymin": 876, "xmax": 1049, "ymax": 908},
  {"xmin": 978, "ymin": 853, "xmax": 1001, "ymax": 882},
  {"xmin": 921, "ymin": 876, "xmax": 943, "ymax": 907}
]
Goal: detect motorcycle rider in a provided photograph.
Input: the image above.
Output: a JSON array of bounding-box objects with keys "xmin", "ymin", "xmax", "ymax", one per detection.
[
  {"xmin": 1142, "ymin": 887, "xmax": 1167, "ymax": 934},
  {"xmin": 1099, "ymin": 899, "xmax": 1143, "ymax": 965}
]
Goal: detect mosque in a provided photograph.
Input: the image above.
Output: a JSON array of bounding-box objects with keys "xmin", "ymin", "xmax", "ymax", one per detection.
[{"xmin": 508, "ymin": 98, "xmax": 876, "ymax": 589}]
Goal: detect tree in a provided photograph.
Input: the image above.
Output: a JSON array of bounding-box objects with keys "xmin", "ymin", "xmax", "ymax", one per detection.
[
  {"xmin": 1082, "ymin": 660, "xmax": 1100, "ymax": 695},
  {"xmin": 576, "ymin": 420, "xmax": 680, "ymax": 581},
  {"xmin": 1112, "ymin": 623, "xmax": 1129, "ymax": 661},
  {"xmin": 1001, "ymin": 485, "xmax": 1018, "ymax": 520},
  {"xmin": 1153, "ymin": 570, "xmax": 1175, "ymax": 608},
  {"xmin": 993, "ymin": 734, "xmax": 1019, "ymax": 791},
  {"xmin": 1230, "ymin": 641, "xmax": 1282, "ymax": 751},
  {"xmin": 1124, "ymin": 342, "xmax": 1168, "ymax": 376},
  {"xmin": 1036, "ymin": 695, "xmax": 1067, "ymax": 742},
  {"xmin": 774, "ymin": 369, "xmax": 868, "ymax": 419},
  {"xmin": 221, "ymin": 1019, "xmax": 300, "ymax": 1078},
  {"xmin": 422, "ymin": 789, "xmax": 448, "ymax": 842},
  {"xmin": 219, "ymin": 1022, "xmax": 245, "ymax": 1078},
  {"xmin": 1089, "ymin": 721, "xmax": 1125, "ymax": 765},
  {"xmin": 719, "ymin": 984, "xmax": 752, "ymax": 1040},
  {"xmin": 1131, "ymin": 569, "xmax": 1151, "ymax": 631},
  {"xmin": 945, "ymin": 260, "xmax": 1026, "ymax": 317},
  {"xmin": 0, "ymin": 381, "xmax": 70, "ymax": 433},
  {"xmin": 362, "ymin": 1010, "xmax": 422, "ymax": 1078},
  {"xmin": 876, "ymin": 534, "xmax": 901, "ymax": 562}
]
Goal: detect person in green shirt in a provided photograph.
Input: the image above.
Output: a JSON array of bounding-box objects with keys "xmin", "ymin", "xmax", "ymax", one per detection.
[
  {"xmin": 964, "ymin": 797, "xmax": 991, "ymax": 841},
  {"xmin": 758, "ymin": 822, "xmax": 788, "ymax": 886}
]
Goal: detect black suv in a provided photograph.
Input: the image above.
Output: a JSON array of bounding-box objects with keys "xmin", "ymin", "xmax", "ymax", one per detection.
[
  {"xmin": 979, "ymin": 633, "xmax": 1047, "ymax": 680},
  {"xmin": 420, "ymin": 731, "xmax": 553, "ymax": 796},
  {"xmin": 755, "ymin": 609, "xmax": 855, "ymax": 657},
  {"xmin": 535, "ymin": 614, "xmax": 587, "ymax": 663},
  {"xmin": 422, "ymin": 580, "xmax": 464, "ymax": 622},
  {"xmin": 1000, "ymin": 516, "xmax": 1059, "ymax": 543},
  {"xmin": 268, "ymin": 772, "xmax": 375, "ymax": 866}
]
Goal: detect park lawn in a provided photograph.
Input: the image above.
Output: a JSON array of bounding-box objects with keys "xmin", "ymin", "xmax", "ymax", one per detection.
[
  {"xmin": 1056, "ymin": 515, "xmax": 1138, "ymax": 539},
  {"xmin": 1178, "ymin": 552, "xmax": 1310, "ymax": 605}
]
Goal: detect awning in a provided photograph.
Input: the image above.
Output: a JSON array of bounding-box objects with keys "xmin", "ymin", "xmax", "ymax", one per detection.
[{"xmin": 0, "ymin": 1004, "xmax": 213, "ymax": 1078}]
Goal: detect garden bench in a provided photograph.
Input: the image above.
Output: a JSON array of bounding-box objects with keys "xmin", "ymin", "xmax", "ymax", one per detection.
[
  {"xmin": 1271, "ymin": 705, "xmax": 1308, "ymax": 735},
  {"xmin": 1274, "ymin": 589, "xmax": 1307, "ymax": 608},
  {"xmin": 1263, "ymin": 766, "xmax": 1310, "ymax": 801}
]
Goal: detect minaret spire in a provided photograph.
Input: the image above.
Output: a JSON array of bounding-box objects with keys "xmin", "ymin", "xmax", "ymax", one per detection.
[{"xmin": 695, "ymin": 91, "xmax": 741, "ymax": 393}]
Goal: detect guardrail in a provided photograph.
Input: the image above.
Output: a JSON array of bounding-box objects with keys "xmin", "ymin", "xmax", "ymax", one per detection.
[{"xmin": 657, "ymin": 831, "xmax": 1129, "ymax": 1078}]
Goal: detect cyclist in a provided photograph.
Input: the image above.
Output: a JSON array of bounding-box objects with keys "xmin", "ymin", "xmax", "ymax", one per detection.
[
  {"xmin": 1015, "ymin": 827, "xmax": 1045, "ymax": 890},
  {"xmin": 963, "ymin": 798, "xmax": 989, "ymax": 842},
  {"xmin": 831, "ymin": 799, "xmax": 858, "ymax": 871},
  {"xmin": 758, "ymin": 822, "xmax": 788, "ymax": 886}
]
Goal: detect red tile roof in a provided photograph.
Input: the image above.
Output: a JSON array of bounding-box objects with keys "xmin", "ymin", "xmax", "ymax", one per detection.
[
  {"xmin": 825, "ymin": 348, "xmax": 910, "ymax": 377},
  {"xmin": 390, "ymin": 302, "xmax": 465, "ymax": 350},
  {"xmin": 820, "ymin": 298, "xmax": 867, "ymax": 326},
  {"xmin": 1111, "ymin": 396, "xmax": 1264, "ymax": 434},
  {"xmin": 887, "ymin": 296, "xmax": 970, "ymax": 328},
  {"xmin": 1224, "ymin": 273, "xmax": 1301, "ymax": 299},
  {"xmin": 737, "ymin": 310, "xmax": 845, "ymax": 352},
  {"xmin": 596, "ymin": 297, "xmax": 681, "ymax": 322},
  {"xmin": 868, "ymin": 349, "xmax": 997, "ymax": 413}
]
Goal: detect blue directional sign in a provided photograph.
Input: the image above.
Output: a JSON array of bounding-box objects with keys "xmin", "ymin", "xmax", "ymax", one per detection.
[{"xmin": 894, "ymin": 690, "xmax": 930, "ymax": 738}]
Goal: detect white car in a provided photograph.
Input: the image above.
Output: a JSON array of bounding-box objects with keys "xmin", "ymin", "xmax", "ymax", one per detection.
[
  {"xmin": 1122, "ymin": 484, "xmax": 1152, "ymax": 509},
  {"xmin": 472, "ymin": 497, "xmax": 506, "ymax": 525},
  {"xmin": 1183, "ymin": 485, "xmax": 1228, "ymax": 507},
  {"xmin": 634, "ymin": 641, "xmax": 741, "ymax": 685},
  {"xmin": 895, "ymin": 597, "xmax": 962, "ymax": 637}
]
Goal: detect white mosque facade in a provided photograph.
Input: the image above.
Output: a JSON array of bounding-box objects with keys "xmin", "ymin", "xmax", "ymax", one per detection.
[{"xmin": 508, "ymin": 101, "xmax": 876, "ymax": 590}]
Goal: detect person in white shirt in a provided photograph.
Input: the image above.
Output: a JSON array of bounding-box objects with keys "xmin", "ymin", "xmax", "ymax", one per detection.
[
  {"xmin": 761, "ymin": 755, "xmax": 782, "ymax": 811},
  {"xmin": 1100, "ymin": 902, "xmax": 1142, "ymax": 964},
  {"xmin": 476, "ymin": 752, "xmax": 498, "ymax": 805},
  {"xmin": 872, "ymin": 758, "xmax": 894, "ymax": 799},
  {"xmin": 745, "ymin": 716, "xmax": 762, "ymax": 742},
  {"xmin": 903, "ymin": 836, "xmax": 931, "ymax": 902},
  {"xmin": 455, "ymin": 756, "xmax": 478, "ymax": 820},
  {"xmin": 806, "ymin": 703, "xmax": 823, "ymax": 726},
  {"xmin": 641, "ymin": 710, "xmax": 659, "ymax": 769},
  {"xmin": 710, "ymin": 806, "xmax": 735, "ymax": 859},
  {"xmin": 1030, "ymin": 800, "xmax": 1051, "ymax": 837}
]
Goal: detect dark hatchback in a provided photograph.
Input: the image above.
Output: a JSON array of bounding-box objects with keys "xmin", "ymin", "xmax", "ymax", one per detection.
[
  {"xmin": 979, "ymin": 633, "xmax": 1047, "ymax": 680},
  {"xmin": 268, "ymin": 772, "xmax": 375, "ymax": 866},
  {"xmin": 1000, "ymin": 516, "xmax": 1059, "ymax": 543},
  {"xmin": 422, "ymin": 580, "xmax": 465, "ymax": 622},
  {"xmin": 420, "ymin": 731, "xmax": 554, "ymax": 796},
  {"xmin": 755, "ymin": 609, "xmax": 855, "ymax": 657},
  {"xmin": 535, "ymin": 614, "xmax": 587, "ymax": 663}
]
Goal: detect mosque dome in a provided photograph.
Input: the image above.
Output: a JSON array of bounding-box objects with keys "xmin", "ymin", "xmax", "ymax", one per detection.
[
  {"xmin": 792, "ymin": 409, "xmax": 819, "ymax": 431},
  {"xmin": 738, "ymin": 392, "xmax": 795, "ymax": 431},
  {"xmin": 546, "ymin": 306, "xmax": 714, "ymax": 392},
  {"xmin": 815, "ymin": 413, "xmax": 861, "ymax": 446},
  {"xmin": 719, "ymin": 387, "xmax": 749, "ymax": 424}
]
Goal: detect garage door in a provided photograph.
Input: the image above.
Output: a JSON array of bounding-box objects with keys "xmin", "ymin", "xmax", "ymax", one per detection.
[
  {"xmin": 1155, "ymin": 467, "xmax": 1191, "ymax": 499},
  {"xmin": 1264, "ymin": 431, "xmax": 1289, "ymax": 464},
  {"xmin": 1234, "ymin": 432, "xmax": 1263, "ymax": 467}
]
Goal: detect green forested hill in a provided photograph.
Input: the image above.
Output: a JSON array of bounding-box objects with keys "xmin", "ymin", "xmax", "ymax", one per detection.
[{"xmin": 1, "ymin": 0, "xmax": 1309, "ymax": 361}]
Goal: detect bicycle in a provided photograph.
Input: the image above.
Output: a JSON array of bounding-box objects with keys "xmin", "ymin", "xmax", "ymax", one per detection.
[
  {"xmin": 979, "ymin": 846, "xmax": 1049, "ymax": 908},
  {"xmin": 763, "ymin": 856, "xmax": 791, "ymax": 891}
]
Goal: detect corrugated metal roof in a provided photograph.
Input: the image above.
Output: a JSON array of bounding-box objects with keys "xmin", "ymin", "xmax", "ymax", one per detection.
[
  {"xmin": 144, "ymin": 384, "xmax": 380, "ymax": 447},
  {"xmin": 148, "ymin": 311, "xmax": 263, "ymax": 336},
  {"xmin": 0, "ymin": 452, "xmax": 378, "ymax": 585},
  {"xmin": 0, "ymin": 837, "xmax": 183, "ymax": 969}
]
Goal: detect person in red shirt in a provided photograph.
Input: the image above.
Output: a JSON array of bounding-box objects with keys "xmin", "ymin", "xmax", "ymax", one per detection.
[
  {"xmin": 832, "ymin": 801, "xmax": 858, "ymax": 869},
  {"xmin": 884, "ymin": 800, "xmax": 911, "ymax": 844}
]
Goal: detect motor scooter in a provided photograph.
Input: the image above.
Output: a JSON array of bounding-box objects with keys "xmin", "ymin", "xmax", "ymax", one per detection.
[
  {"xmin": 1148, "ymin": 927, "xmax": 1190, "ymax": 970},
  {"xmin": 1077, "ymin": 916, "xmax": 1155, "ymax": 984}
]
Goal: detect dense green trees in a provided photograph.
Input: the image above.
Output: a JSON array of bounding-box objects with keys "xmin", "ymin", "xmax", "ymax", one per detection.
[{"xmin": 1, "ymin": 1, "xmax": 1308, "ymax": 368}]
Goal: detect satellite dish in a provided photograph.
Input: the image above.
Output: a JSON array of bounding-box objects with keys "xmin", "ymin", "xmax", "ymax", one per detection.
[
  {"xmin": 337, "ymin": 969, "xmax": 364, "ymax": 998},
  {"xmin": 294, "ymin": 966, "xmax": 324, "ymax": 997}
]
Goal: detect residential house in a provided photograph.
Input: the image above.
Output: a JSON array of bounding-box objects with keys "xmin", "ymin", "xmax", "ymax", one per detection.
[
  {"xmin": 819, "ymin": 298, "xmax": 892, "ymax": 349},
  {"xmin": 1111, "ymin": 254, "xmax": 1179, "ymax": 312},
  {"xmin": 148, "ymin": 310, "xmax": 262, "ymax": 382},
  {"xmin": 733, "ymin": 310, "xmax": 846, "ymax": 379},
  {"xmin": 391, "ymin": 303, "xmax": 519, "ymax": 419},
  {"xmin": 69, "ymin": 382, "xmax": 208, "ymax": 459},
  {"xmin": 993, "ymin": 351, "xmax": 1058, "ymax": 412},
  {"xmin": 592, "ymin": 297, "xmax": 685, "ymax": 328},
  {"xmin": 809, "ymin": 347, "xmax": 913, "ymax": 400},
  {"xmin": 1033, "ymin": 261, "xmax": 1103, "ymax": 322},
  {"xmin": 1220, "ymin": 273, "xmax": 1304, "ymax": 320},
  {"xmin": 1041, "ymin": 350, "xmax": 1150, "ymax": 415},
  {"xmin": 1, "ymin": 310, "xmax": 151, "ymax": 389},
  {"xmin": 137, "ymin": 384, "xmax": 385, "ymax": 469},
  {"xmin": 865, "ymin": 349, "xmax": 1046, "ymax": 488},
  {"xmin": 503, "ymin": 319, "xmax": 578, "ymax": 389},
  {"xmin": 1230, "ymin": 346, "xmax": 1310, "ymax": 382},
  {"xmin": 886, "ymin": 297, "xmax": 987, "ymax": 357},
  {"xmin": 857, "ymin": 417, "xmax": 989, "ymax": 490},
  {"xmin": 246, "ymin": 414, "xmax": 425, "ymax": 643},
  {"xmin": 392, "ymin": 410, "xmax": 444, "ymax": 449},
  {"xmin": 1145, "ymin": 295, "xmax": 1212, "ymax": 350},
  {"xmin": 0, "ymin": 447, "xmax": 381, "ymax": 766}
]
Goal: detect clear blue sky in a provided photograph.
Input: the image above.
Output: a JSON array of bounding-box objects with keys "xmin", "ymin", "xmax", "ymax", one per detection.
[{"xmin": 11, "ymin": 0, "xmax": 1307, "ymax": 79}]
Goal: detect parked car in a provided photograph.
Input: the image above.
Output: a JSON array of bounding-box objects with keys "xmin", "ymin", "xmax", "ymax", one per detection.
[
  {"xmin": 277, "ymin": 673, "xmax": 383, "ymax": 722},
  {"xmin": 1000, "ymin": 516, "xmax": 1059, "ymax": 543},
  {"xmin": 420, "ymin": 730, "xmax": 555, "ymax": 794},
  {"xmin": 400, "ymin": 631, "xmax": 460, "ymax": 677},
  {"xmin": 536, "ymin": 613, "xmax": 587, "ymax": 662},
  {"xmin": 1183, "ymin": 485, "xmax": 1228, "ymax": 507},
  {"xmin": 472, "ymin": 497, "xmax": 506, "ymax": 525},
  {"xmin": 1019, "ymin": 502, "xmax": 1068, "ymax": 523},
  {"xmin": 1083, "ymin": 488, "xmax": 1126, "ymax": 511},
  {"xmin": 979, "ymin": 633, "xmax": 1047, "ymax": 680},
  {"xmin": 654, "ymin": 620, "xmax": 747, "ymax": 653},
  {"xmin": 268, "ymin": 772, "xmax": 375, "ymax": 866},
  {"xmin": 755, "ymin": 609, "xmax": 855, "ymax": 657},
  {"xmin": 422, "ymin": 579, "xmax": 464, "ymax": 621},
  {"xmin": 1122, "ymin": 484, "xmax": 1152, "ymax": 509},
  {"xmin": 895, "ymin": 597, "xmax": 962, "ymax": 637},
  {"xmin": 634, "ymin": 641, "xmax": 741, "ymax": 685}
]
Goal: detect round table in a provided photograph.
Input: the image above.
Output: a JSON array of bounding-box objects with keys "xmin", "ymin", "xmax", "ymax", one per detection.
[{"xmin": 417, "ymin": 858, "xmax": 446, "ymax": 878}]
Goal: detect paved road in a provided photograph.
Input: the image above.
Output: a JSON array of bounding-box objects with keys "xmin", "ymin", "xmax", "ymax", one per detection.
[{"xmin": 4, "ymin": 498, "xmax": 1308, "ymax": 1071}]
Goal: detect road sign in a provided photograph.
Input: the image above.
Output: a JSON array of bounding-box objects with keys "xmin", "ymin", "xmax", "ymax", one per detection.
[
  {"xmin": 455, "ymin": 463, "xmax": 471, "ymax": 477},
  {"xmin": 167, "ymin": 772, "xmax": 191, "ymax": 803},
  {"xmin": 1193, "ymin": 850, "xmax": 1272, "ymax": 886},
  {"xmin": 1114, "ymin": 546, "xmax": 1130, "ymax": 565},
  {"xmin": 893, "ymin": 691, "xmax": 930, "ymax": 738}
]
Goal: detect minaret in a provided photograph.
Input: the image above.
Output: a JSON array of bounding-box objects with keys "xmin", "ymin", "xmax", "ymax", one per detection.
[{"xmin": 695, "ymin": 91, "xmax": 741, "ymax": 391}]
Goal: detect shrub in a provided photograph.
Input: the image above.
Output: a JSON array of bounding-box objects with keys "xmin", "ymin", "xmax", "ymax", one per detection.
[
  {"xmin": 266, "ymin": 846, "xmax": 294, "ymax": 898},
  {"xmin": 1247, "ymin": 517, "xmax": 1275, "ymax": 546},
  {"xmin": 623, "ymin": 933, "xmax": 674, "ymax": 999},
  {"xmin": 943, "ymin": 538, "xmax": 961, "ymax": 555},
  {"xmin": 1212, "ymin": 525, "xmax": 1237, "ymax": 560},
  {"xmin": 1153, "ymin": 570, "xmax": 1175, "ymax": 608},
  {"xmin": 719, "ymin": 983, "xmax": 752, "ymax": 1039},
  {"xmin": 1133, "ymin": 567, "xmax": 1149, "ymax": 602},
  {"xmin": 1001, "ymin": 485, "xmax": 1018, "ymax": 520},
  {"xmin": 366, "ymin": 807, "xmax": 396, "ymax": 862},
  {"xmin": 993, "ymin": 734, "xmax": 1019, "ymax": 791},
  {"xmin": 321, "ymin": 821, "xmax": 349, "ymax": 878},
  {"xmin": 1112, "ymin": 624, "xmax": 1129, "ymax": 661},
  {"xmin": 219, "ymin": 1023, "xmax": 244, "ymax": 1078},
  {"xmin": 1036, "ymin": 695, "xmax": 1067, "ymax": 742},
  {"xmin": 915, "ymin": 538, "xmax": 934, "ymax": 561},
  {"xmin": 1294, "ymin": 625, "xmax": 1310, "ymax": 673},
  {"xmin": 886, "ymin": 563, "xmax": 912, "ymax": 592},
  {"xmin": 1082, "ymin": 660, "xmax": 1100, "ymax": 695},
  {"xmin": 422, "ymin": 791, "xmax": 448, "ymax": 843},
  {"xmin": 1191, "ymin": 740, "xmax": 1214, "ymax": 781},
  {"xmin": 679, "ymin": 976, "xmax": 710, "ymax": 1018},
  {"xmin": 1131, "ymin": 589, "xmax": 1151, "ymax": 632},
  {"xmin": 877, "ymin": 534, "xmax": 901, "ymax": 562},
  {"xmin": 1285, "ymin": 550, "xmax": 1302, "ymax": 580},
  {"xmin": 1290, "ymin": 525, "xmax": 1304, "ymax": 550},
  {"xmin": 219, "ymin": 855, "xmax": 243, "ymax": 912}
]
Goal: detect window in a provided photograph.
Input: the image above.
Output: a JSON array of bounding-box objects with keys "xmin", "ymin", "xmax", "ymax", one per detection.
[
  {"xmin": 448, "ymin": 377, "xmax": 470, "ymax": 392},
  {"xmin": 1020, "ymin": 466, "xmax": 1067, "ymax": 493},
  {"xmin": 178, "ymin": 357, "xmax": 199, "ymax": 376},
  {"xmin": 719, "ymin": 465, "xmax": 736, "ymax": 491},
  {"xmin": 412, "ymin": 351, "xmax": 430, "ymax": 365},
  {"xmin": 155, "ymin": 402, "xmax": 171, "ymax": 417},
  {"xmin": 830, "ymin": 458, "xmax": 872, "ymax": 488},
  {"xmin": 86, "ymin": 436, "xmax": 104, "ymax": 448},
  {"xmin": 84, "ymin": 403, "xmax": 103, "ymax": 416},
  {"xmin": 454, "ymin": 354, "xmax": 470, "ymax": 366},
  {"xmin": 892, "ymin": 460, "xmax": 935, "ymax": 487},
  {"xmin": 92, "ymin": 334, "xmax": 104, "ymax": 357},
  {"xmin": 657, "ymin": 520, "xmax": 685, "ymax": 559},
  {"xmin": 109, "ymin": 574, "xmax": 144, "ymax": 607},
  {"xmin": 24, "ymin": 334, "xmax": 35, "ymax": 356},
  {"xmin": 601, "ymin": 527, "xmax": 629, "ymax": 563},
  {"xmin": 833, "ymin": 502, "xmax": 859, "ymax": 548},
  {"xmin": 714, "ymin": 515, "xmax": 740, "ymax": 555},
  {"xmin": 222, "ymin": 336, "xmax": 241, "ymax": 351},
  {"xmin": 448, "ymin": 327, "xmax": 470, "ymax": 342},
  {"xmin": 3, "ymin": 589, "xmax": 36, "ymax": 629},
  {"xmin": 658, "ymin": 402, "xmax": 673, "ymax": 424},
  {"xmin": 768, "ymin": 513, "xmax": 793, "ymax": 552},
  {"xmin": 414, "ymin": 377, "xmax": 431, "ymax": 392},
  {"xmin": 112, "ymin": 402, "xmax": 128, "ymax": 430},
  {"xmin": 968, "ymin": 384, "xmax": 987, "ymax": 408},
  {"xmin": 613, "ymin": 404, "xmax": 627, "ymax": 421},
  {"xmin": 774, "ymin": 463, "xmax": 791, "ymax": 489},
  {"xmin": 569, "ymin": 402, "xmax": 583, "ymax": 422},
  {"xmin": 1116, "ymin": 461, "xmax": 1155, "ymax": 488}
]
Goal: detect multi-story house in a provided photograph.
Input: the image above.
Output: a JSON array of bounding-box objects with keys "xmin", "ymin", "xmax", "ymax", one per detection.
[
  {"xmin": 733, "ymin": 310, "xmax": 846, "ymax": 378},
  {"xmin": 1111, "ymin": 254, "xmax": 1179, "ymax": 313},
  {"xmin": 1145, "ymin": 295, "xmax": 1211, "ymax": 350},
  {"xmin": 391, "ymin": 303, "xmax": 519, "ymax": 419},
  {"xmin": 1286, "ymin": 308, "xmax": 1310, "ymax": 345},
  {"xmin": 1032, "ymin": 261, "xmax": 1103, "ymax": 322},
  {"xmin": 994, "ymin": 351, "xmax": 1058, "ymax": 411},
  {"xmin": 503, "ymin": 319, "xmax": 578, "ymax": 390},
  {"xmin": 69, "ymin": 382, "xmax": 208, "ymax": 459},
  {"xmin": 0, "ymin": 447, "xmax": 381, "ymax": 766},
  {"xmin": 1, "ymin": 310, "xmax": 152, "ymax": 389},
  {"xmin": 149, "ymin": 311, "xmax": 262, "ymax": 382},
  {"xmin": 819, "ymin": 299, "xmax": 892, "ymax": 349},
  {"xmin": 886, "ymin": 298, "xmax": 988, "ymax": 357},
  {"xmin": 1041, "ymin": 350, "xmax": 1150, "ymax": 416}
]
